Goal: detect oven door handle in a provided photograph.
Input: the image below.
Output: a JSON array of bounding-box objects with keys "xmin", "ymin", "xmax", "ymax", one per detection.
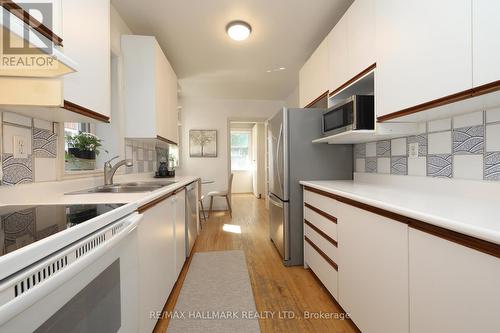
[{"xmin": 0, "ymin": 213, "xmax": 143, "ymax": 327}]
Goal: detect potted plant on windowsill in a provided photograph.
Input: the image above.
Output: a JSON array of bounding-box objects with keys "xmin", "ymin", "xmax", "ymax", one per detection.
[{"xmin": 65, "ymin": 132, "xmax": 104, "ymax": 170}]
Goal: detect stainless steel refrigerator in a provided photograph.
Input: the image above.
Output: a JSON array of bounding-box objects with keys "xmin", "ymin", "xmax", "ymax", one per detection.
[{"xmin": 268, "ymin": 107, "xmax": 352, "ymax": 266}]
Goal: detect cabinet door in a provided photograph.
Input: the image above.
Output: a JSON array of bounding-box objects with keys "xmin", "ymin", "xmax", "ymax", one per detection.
[
  {"xmin": 328, "ymin": 15, "xmax": 349, "ymax": 93},
  {"xmin": 167, "ymin": 64, "xmax": 179, "ymax": 144},
  {"xmin": 473, "ymin": 0, "xmax": 500, "ymax": 87},
  {"xmin": 62, "ymin": 0, "xmax": 110, "ymax": 117},
  {"xmin": 376, "ymin": 0, "xmax": 472, "ymax": 117},
  {"xmin": 138, "ymin": 199, "xmax": 175, "ymax": 333},
  {"xmin": 174, "ymin": 190, "xmax": 186, "ymax": 278},
  {"xmin": 409, "ymin": 228, "xmax": 500, "ymax": 333},
  {"xmin": 299, "ymin": 37, "xmax": 329, "ymax": 107},
  {"xmin": 338, "ymin": 204, "xmax": 409, "ymax": 333},
  {"xmin": 346, "ymin": 0, "xmax": 375, "ymax": 79}
]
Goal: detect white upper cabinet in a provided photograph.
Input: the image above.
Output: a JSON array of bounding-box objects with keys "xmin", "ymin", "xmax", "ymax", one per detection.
[
  {"xmin": 122, "ymin": 35, "xmax": 178, "ymax": 143},
  {"xmin": 409, "ymin": 228, "xmax": 500, "ymax": 333},
  {"xmin": 62, "ymin": 0, "xmax": 111, "ymax": 118},
  {"xmin": 299, "ymin": 37, "xmax": 329, "ymax": 107},
  {"xmin": 346, "ymin": 0, "xmax": 375, "ymax": 80},
  {"xmin": 328, "ymin": 14, "xmax": 348, "ymax": 93},
  {"xmin": 375, "ymin": 0, "xmax": 472, "ymax": 117},
  {"xmin": 328, "ymin": 0, "xmax": 375, "ymax": 94},
  {"xmin": 473, "ymin": 0, "xmax": 500, "ymax": 87}
]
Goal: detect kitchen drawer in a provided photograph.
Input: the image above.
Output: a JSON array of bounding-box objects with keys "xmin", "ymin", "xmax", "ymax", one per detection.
[
  {"xmin": 304, "ymin": 223, "xmax": 338, "ymax": 263},
  {"xmin": 304, "ymin": 206, "xmax": 337, "ymax": 242},
  {"xmin": 304, "ymin": 190, "xmax": 339, "ymax": 224},
  {"xmin": 305, "ymin": 241, "xmax": 339, "ymax": 300}
]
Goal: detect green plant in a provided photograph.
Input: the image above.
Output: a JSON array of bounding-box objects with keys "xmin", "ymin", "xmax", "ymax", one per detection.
[{"xmin": 66, "ymin": 132, "xmax": 103, "ymax": 155}]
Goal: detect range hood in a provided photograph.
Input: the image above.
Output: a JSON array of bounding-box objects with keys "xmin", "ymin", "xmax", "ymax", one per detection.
[{"xmin": 0, "ymin": 1, "xmax": 77, "ymax": 78}]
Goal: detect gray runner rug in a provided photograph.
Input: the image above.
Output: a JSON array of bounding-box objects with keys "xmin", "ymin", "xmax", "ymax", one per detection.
[{"xmin": 167, "ymin": 250, "xmax": 261, "ymax": 333}]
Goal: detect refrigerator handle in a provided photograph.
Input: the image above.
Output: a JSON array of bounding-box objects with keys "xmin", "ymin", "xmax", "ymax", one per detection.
[
  {"xmin": 268, "ymin": 193, "xmax": 283, "ymax": 208},
  {"xmin": 276, "ymin": 123, "xmax": 283, "ymax": 193}
]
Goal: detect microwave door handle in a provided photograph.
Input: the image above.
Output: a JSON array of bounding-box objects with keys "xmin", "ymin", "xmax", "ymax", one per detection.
[{"xmin": 0, "ymin": 213, "xmax": 143, "ymax": 327}]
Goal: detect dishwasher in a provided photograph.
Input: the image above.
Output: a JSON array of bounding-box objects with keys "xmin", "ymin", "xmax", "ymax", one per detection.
[{"xmin": 185, "ymin": 182, "xmax": 198, "ymax": 257}]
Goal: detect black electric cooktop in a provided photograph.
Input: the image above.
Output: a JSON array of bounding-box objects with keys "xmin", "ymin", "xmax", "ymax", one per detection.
[{"xmin": 0, "ymin": 204, "xmax": 124, "ymax": 257}]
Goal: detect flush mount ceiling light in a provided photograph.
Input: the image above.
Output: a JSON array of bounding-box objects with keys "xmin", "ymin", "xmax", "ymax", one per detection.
[{"xmin": 226, "ymin": 20, "xmax": 252, "ymax": 41}]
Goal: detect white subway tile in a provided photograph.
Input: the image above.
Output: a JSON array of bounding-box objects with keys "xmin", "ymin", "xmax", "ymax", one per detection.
[
  {"xmin": 408, "ymin": 157, "xmax": 427, "ymax": 176},
  {"xmin": 428, "ymin": 131, "xmax": 452, "ymax": 154},
  {"xmin": 391, "ymin": 138, "xmax": 407, "ymax": 156},
  {"xmin": 355, "ymin": 158, "xmax": 365, "ymax": 172},
  {"xmin": 366, "ymin": 142, "xmax": 376, "ymax": 157},
  {"xmin": 486, "ymin": 108, "xmax": 500, "ymax": 123},
  {"xmin": 2, "ymin": 125, "xmax": 32, "ymax": 154},
  {"xmin": 428, "ymin": 118, "xmax": 451, "ymax": 132},
  {"xmin": 377, "ymin": 158, "xmax": 391, "ymax": 174},
  {"xmin": 453, "ymin": 155, "xmax": 483, "ymax": 180},
  {"xmin": 453, "ymin": 111, "xmax": 483, "ymax": 128},
  {"xmin": 34, "ymin": 158, "xmax": 57, "ymax": 182},
  {"xmin": 33, "ymin": 119, "xmax": 52, "ymax": 131},
  {"xmin": 486, "ymin": 123, "xmax": 500, "ymax": 152},
  {"xmin": 2, "ymin": 112, "xmax": 31, "ymax": 127}
]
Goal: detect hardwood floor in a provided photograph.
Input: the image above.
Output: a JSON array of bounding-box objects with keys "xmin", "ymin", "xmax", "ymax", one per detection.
[{"xmin": 154, "ymin": 194, "xmax": 358, "ymax": 333}]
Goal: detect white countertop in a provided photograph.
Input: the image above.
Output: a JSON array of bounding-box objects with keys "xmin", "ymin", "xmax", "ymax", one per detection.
[
  {"xmin": 0, "ymin": 173, "xmax": 199, "ymax": 207},
  {"xmin": 300, "ymin": 173, "xmax": 500, "ymax": 246}
]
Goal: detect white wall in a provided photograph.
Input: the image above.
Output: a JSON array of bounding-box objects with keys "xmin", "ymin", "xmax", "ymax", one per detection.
[
  {"xmin": 179, "ymin": 96, "xmax": 283, "ymax": 209},
  {"xmin": 284, "ymin": 85, "xmax": 300, "ymax": 108}
]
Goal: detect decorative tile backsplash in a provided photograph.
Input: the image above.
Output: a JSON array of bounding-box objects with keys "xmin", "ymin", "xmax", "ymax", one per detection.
[
  {"xmin": 124, "ymin": 139, "xmax": 168, "ymax": 174},
  {"xmin": 33, "ymin": 128, "xmax": 58, "ymax": 158},
  {"xmin": 354, "ymin": 109, "xmax": 500, "ymax": 181},
  {"xmin": 1, "ymin": 112, "xmax": 58, "ymax": 186}
]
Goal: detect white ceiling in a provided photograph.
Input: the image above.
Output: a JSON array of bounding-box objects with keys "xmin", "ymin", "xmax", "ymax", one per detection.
[{"xmin": 112, "ymin": 0, "xmax": 353, "ymax": 101}]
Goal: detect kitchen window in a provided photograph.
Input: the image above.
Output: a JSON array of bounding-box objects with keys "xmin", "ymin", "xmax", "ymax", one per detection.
[
  {"xmin": 231, "ymin": 130, "xmax": 252, "ymax": 171},
  {"xmin": 64, "ymin": 122, "xmax": 101, "ymax": 172}
]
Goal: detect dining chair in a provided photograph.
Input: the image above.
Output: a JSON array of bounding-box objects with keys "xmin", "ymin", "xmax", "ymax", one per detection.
[
  {"xmin": 198, "ymin": 180, "xmax": 207, "ymax": 225},
  {"xmin": 207, "ymin": 173, "xmax": 234, "ymax": 218}
]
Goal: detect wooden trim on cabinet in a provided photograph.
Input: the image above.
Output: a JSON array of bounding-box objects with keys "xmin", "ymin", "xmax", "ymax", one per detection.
[
  {"xmin": 303, "ymin": 186, "xmax": 500, "ymax": 259},
  {"xmin": 304, "ymin": 236, "xmax": 338, "ymax": 271},
  {"xmin": 305, "ymin": 90, "xmax": 329, "ymax": 108},
  {"xmin": 329, "ymin": 63, "xmax": 377, "ymax": 97},
  {"xmin": 304, "ymin": 202, "xmax": 338, "ymax": 224},
  {"xmin": 173, "ymin": 186, "xmax": 185, "ymax": 195},
  {"xmin": 62, "ymin": 100, "xmax": 110, "ymax": 123},
  {"xmin": 377, "ymin": 79, "xmax": 500, "ymax": 122},
  {"xmin": 137, "ymin": 192, "xmax": 174, "ymax": 213},
  {"xmin": 0, "ymin": 0, "xmax": 64, "ymax": 46},
  {"xmin": 156, "ymin": 135, "xmax": 178, "ymax": 146},
  {"xmin": 304, "ymin": 219, "xmax": 338, "ymax": 247},
  {"xmin": 409, "ymin": 221, "xmax": 500, "ymax": 260}
]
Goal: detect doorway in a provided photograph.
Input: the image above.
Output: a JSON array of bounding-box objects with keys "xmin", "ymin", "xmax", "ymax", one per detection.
[{"xmin": 229, "ymin": 121, "xmax": 266, "ymax": 198}]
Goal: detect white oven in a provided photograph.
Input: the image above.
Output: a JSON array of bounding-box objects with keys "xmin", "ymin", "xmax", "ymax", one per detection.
[{"xmin": 0, "ymin": 213, "xmax": 142, "ymax": 333}]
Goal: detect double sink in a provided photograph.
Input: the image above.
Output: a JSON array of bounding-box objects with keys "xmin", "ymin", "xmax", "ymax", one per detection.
[{"xmin": 67, "ymin": 181, "xmax": 177, "ymax": 195}]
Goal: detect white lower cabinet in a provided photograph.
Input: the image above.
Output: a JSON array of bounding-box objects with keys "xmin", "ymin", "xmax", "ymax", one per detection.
[
  {"xmin": 409, "ymin": 228, "xmax": 500, "ymax": 333},
  {"xmin": 337, "ymin": 202, "xmax": 409, "ymax": 333},
  {"xmin": 174, "ymin": 189, "xmax": 186, "ymax": 278},
  {"xmin": 138, "ymin": 197, "xmax": 175, "ymax": 332}
]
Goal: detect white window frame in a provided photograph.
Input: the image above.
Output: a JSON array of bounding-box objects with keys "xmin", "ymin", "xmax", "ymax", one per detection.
[{"xmin": 230, "ymin": 129, "xmax": 252, "ymax": 171}]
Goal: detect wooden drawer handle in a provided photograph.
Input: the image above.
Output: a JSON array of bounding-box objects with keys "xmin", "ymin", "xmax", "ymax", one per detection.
[
  {"xmin": 305, "ymin": 236, "xmax": 338, "ymax": 271},
  {"xmin": 305, "ymin": 219, "xmax": 337, "ymax": 247},
  {"xmin": 304, "ymin": 203, "xmax": 337, "ymax": 224}
]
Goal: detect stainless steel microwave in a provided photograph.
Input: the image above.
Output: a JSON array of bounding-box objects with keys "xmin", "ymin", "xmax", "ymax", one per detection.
[{"xmin": 322, "ymin": 95, "xmax": 375, "ymax": 136}]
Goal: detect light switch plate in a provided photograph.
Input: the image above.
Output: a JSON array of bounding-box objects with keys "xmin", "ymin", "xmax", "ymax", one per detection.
[
  {"xmin": 409, "ymin": 142, "xmax": 419, "ymax": 159},
  {"xmin": 13, "ymin": 135, "xmax": 28, "ymax": 159}
]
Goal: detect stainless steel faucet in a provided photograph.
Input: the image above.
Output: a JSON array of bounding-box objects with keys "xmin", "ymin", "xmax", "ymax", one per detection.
[{"xmin": 104, "ymin": 156, "xmax": 133, "ymax": 185}]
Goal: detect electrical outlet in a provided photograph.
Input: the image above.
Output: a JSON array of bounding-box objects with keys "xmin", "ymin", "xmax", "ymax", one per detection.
[
  {"xmin": 13, "ymin": 135, "xmax": 28, "ymax": 159},
  {"xmin": 409, "ymin": 142, "xmax": 419, "ymax": 159}
]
